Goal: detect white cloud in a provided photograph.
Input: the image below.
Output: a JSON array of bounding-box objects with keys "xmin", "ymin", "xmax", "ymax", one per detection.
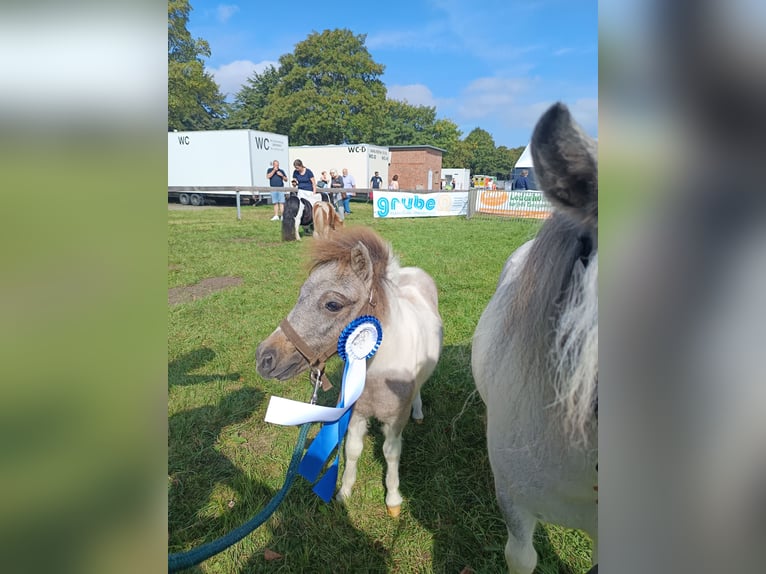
[
  {"xmin": 210, "ymin": 59, "xmax": 278, "ymax": 98},
  {"xmin": 386, "ymin": 84, "xmax": 438, "ymax": 107},
  {"xmin": 554, "ymin": 47, "xmax": 574, "ymax": 56},
  {"xmin": 216, "ymin": 4, "xmax": 239, "ymax": 24},
  {"xmin": 457, "ymin": 77, "xmax": 534, "ymax": 120}
]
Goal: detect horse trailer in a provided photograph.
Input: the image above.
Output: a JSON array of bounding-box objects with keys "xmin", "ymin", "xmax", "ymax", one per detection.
[{"xmin": 168, "ymin": 129, "xmax": 289, "ymax": 205}]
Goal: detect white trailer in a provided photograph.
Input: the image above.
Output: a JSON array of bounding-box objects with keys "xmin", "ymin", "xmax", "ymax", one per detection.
[
  {"xmin": 168, "ymin": 129, "xmax": 289, "ymax": 205},
  {"xmin": 288, "ymin": 144, "xmax": 390, "ymax": 197},
  {"xmin": 441, "ymin": 168, "xmax": 471, "ymax": 190}
]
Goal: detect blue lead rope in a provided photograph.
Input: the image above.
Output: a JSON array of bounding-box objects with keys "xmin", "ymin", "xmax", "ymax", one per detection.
[
  {"xmin": 297, "ymin": 356, "xmax": 354, "ymax": 501},
  {"xmin": 168, "ymin": 422, "xmax": 311, "ymax": 572}
]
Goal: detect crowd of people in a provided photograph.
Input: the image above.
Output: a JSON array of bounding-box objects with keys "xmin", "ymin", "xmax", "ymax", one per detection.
[{"xmin": 267, "ymin": 159, "xmax": 401, "ymax": 220}]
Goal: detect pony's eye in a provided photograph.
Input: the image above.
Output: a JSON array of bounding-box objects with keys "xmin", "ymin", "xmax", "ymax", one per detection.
[{"xmin": 325, "ymin": 301, "xmax": 343, "ymax": 312}]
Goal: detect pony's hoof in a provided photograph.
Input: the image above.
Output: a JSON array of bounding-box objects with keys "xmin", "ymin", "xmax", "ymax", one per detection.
[
  {"xmin": 413, "ymin": 418, "xmax": 424, "ymax": 425},
  {"xmin": 387, "ymin": 505, "xmax": 401, "ymax": 518}
]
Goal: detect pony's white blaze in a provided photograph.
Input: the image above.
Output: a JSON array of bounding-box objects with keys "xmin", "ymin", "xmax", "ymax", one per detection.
[{"xmin": 472, "ymin": 103, "xmax": 598, "ymax": 574}]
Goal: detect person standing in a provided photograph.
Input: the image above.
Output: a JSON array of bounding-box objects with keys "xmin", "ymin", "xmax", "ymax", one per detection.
[
  {"xmin": 341, "ymin": 168, "xmax": 356, "ymax": 214},
  {"xmin": 369, "ymin": 170, "xmax": 382, "ymax": 203},
  {"xmin": 317, "ymin": 170, "xmax": 331, "ymax": 202},
  {"xmin": 388, "ymin": 174, "xmax": 399, "ymax": 190},
  {"xmin": 267, "ymin": 160, "xmax": 287, "ymax": 220},
  {"xmin": 292, "ymin": 159, "xmax": 317, "ymax": 202},
  {"xmin": 513, "ymin": 169, "xmax": 530, "ymax": 190}
]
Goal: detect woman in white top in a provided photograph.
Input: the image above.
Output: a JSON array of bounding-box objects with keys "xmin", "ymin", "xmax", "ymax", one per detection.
[{"xmin": 388, "ymin": 174, "xmax": 399, "ymax": 190}]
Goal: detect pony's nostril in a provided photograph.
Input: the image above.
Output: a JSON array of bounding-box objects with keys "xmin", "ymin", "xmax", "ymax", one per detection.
[{"xmin": 256, "ymin": 346, "xmax": 275, "ymax": 375}]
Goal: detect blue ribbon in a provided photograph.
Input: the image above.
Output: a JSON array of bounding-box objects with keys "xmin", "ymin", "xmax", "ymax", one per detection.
[
  {"xmin": 298, "ymin": 358, "xmax": 353, "ymax": 502},
  {"xmin": 297, "ymin": 316, "xmax": 382, "ymax": 502}
]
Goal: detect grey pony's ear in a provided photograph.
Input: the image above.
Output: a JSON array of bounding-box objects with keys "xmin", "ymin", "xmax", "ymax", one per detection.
[
  {"xmin": 350, "ymin": 241, "xmax": 374, "ymax": 285},
  {"xmin": 531, "ymin": 103, "xmax": 598, "ymax": 229}
]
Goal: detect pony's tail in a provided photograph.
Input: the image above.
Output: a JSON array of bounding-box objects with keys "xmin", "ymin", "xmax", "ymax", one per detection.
[{"xmin": 554, "ymin": 255, "xmax": 598, "ymax": 445}]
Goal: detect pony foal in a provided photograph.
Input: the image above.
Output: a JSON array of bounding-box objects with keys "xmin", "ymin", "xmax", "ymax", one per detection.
[
  {"xmin": 256, "ymin": 227, "xmax": 443, "ymax": 516},
  {"xmin": 472, "ymin": 103, "xmax": 598, "ymax": 574}
]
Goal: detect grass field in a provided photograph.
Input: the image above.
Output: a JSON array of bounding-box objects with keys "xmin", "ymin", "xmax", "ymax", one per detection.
[{"xmin": 168, "ymin": 200, "xmax": 593, "ymax": 573}]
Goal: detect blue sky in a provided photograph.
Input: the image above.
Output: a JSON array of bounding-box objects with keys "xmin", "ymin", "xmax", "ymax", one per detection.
[{"xmin": 187, "ymin": 0, "xmax": 597, "ymax": 148}]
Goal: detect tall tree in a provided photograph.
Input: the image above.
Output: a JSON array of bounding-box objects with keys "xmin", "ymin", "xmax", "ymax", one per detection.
[
  {"xmin": 494, "ymin": 145, "xmax": 526, "ymax": 180},
  {"xmin": 255, "ymin": 29, "xmax": 386, "ymax": 145},
  {"xmin": 225, "ymin": 65, "xmax": 281, "ymax": 129},
  {"xmin": 377, "ymin": 100, "xmax": 438, "ymax": 145},
  {"xmin": 168, "ymin": 0, "xmax": 227, "ymax": 131},
  {"xmin": 463, "ymin": 127, "xmax": 497, "ymax": 175}
]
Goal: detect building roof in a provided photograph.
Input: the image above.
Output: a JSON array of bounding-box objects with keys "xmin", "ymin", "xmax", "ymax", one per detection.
[{"xmin": 389, "ymin": 144, "xmax": 447, "ymax": 154}]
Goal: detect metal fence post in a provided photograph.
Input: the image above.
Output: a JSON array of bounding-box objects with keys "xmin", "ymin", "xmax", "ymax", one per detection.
[{"xmin": 236, "ymin": 190, "xmax": 241, "ymax": 220}]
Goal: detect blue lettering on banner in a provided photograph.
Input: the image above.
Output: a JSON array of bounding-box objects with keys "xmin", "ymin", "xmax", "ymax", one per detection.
[
  {"xmin": 377, "ymin": 196, "xmax": 390, "ymax": 217},
  {"xmin": 376, "ymin": 193, "xmax": 449, "ymax": 217}
]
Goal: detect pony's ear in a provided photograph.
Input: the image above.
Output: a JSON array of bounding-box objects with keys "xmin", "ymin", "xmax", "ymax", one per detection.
[
  {"xmin": 531, "ymin": 103, "xmax": 597, "ymax": 229},
  {"xmin": 350, "ymin": 242, "xmax": 374, "ymax": 285}
]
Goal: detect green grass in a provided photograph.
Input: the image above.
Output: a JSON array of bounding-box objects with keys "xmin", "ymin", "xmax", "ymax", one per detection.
[{"xmin": 168, "ymin": 201, "xmax": 593, "ymax": 573}]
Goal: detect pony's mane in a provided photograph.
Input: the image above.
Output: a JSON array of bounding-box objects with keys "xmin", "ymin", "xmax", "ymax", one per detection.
[
  {"xmin": 308, "ymin": 227, "xmax": 395, "ymax": 319},
  {"xmin": 508, "ymin": 213, "xmax": 598, "ymax": 444}
]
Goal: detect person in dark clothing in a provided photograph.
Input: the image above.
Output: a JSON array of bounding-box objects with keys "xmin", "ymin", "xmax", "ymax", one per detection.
[
  {"xmin": 513, "ymin": 169, "xmax": 530, "ymax": 190},
  {"xmin": 267, "ymin": 160, "xmax": 288, "ymax": 220}
]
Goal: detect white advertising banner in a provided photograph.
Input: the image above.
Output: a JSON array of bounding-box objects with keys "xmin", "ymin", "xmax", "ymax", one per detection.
[{"xmin": 374, "ymin": 191, "xmax": 469, "ymax": 218}]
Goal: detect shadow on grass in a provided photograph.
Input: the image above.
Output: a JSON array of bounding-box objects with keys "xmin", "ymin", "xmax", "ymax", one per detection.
[
  {"xmin": 169, "ymin": 363, "xmax": 387, "ymax": 572},
  {"xmin": 169, "ymin": 347, "xmax": 241, "ymax": 386},
  {"xmin": 362, "ymin": 344, "xmax": 584, "ymax": 573}
]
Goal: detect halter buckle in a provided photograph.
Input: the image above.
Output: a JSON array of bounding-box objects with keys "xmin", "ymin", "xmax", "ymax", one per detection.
[{"xmin": 309, "ymin": 366, "xmax": 324, "ymax": 405}]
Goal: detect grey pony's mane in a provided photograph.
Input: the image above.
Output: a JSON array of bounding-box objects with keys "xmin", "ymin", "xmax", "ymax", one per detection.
[{"xmin": 506, "ymin": 212, "xmax": 597, "ymax": 442}]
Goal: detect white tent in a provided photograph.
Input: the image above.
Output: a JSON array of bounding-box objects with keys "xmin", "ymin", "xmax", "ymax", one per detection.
[{"xmin": 514, "ymin": 143, "xmax": 533, "ymax": 168}]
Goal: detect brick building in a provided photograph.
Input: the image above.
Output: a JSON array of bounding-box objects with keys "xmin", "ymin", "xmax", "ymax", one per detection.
[{"xmin": 388, "ymin": 145, "xmax": 445, "ymax": 191}]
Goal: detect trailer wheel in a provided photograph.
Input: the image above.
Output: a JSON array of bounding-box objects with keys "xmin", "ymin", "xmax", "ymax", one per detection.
[
  {"xmin": 190, "ymin": 193, "xmax": 204, "ymax": 206},
  {"xmin": 179, "ymin": 193, "xmax": 190, "ymax": 205}
]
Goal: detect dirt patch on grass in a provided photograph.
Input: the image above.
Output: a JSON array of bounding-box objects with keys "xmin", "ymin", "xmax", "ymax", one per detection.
[{"xmin": 169, "ymin": 276, "xmax": 243, "ymax": 306}]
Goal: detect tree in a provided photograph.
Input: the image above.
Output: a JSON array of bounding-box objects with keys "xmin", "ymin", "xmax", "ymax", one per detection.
[
  {"xmin": 376, "ymin": 100, "xmax": 438, "ymax": 145},
  {"xmin": 168, "ymin": 0, "xmax": 227, "ymax": 131},
  {"xmin": 494, "ymin": 145, "xmax": 526, "ymax": 180},
  {"xmin": 443, "ymin": 139, "xmax": 472, "ymax": 169},
  {"xmin": 253, "ymin": 29, "xmax": 386, "ymax": 145},
  {"xmin": 463, "ymin": 128, "xmax": 497, "ymax": 175},
  {"xmin": 225, "ymin": 65, "xmax": 281, "ymax": 129}
]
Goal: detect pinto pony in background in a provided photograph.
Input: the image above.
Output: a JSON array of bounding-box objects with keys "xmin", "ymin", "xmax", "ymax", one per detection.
[
  {"xmin": 281, "ymin": 193, "xmax": 315, "ymax": 242},
  {"xmin": 312, "ymin": 201, "xmax": 343, "ymax": 239},
  {"xmin": 472, "ymin": 103, "xmax": 598, "ymax": 574}
]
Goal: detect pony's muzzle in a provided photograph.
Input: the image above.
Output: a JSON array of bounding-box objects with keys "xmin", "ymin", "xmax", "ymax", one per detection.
[{"xmin": 255, "ymin": 339, "xmax": 305, "ymax": 380}]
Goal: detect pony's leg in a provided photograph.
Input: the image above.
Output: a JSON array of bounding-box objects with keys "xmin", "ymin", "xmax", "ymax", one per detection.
[
  {"xmin": 381, "ymin": 418, "xmax": 408, "ymax": 517},
  {"xmin": 496, "ymin": 493, "xmax": 538, "ymax": 574},
  {"xmin": 294, "ymin": 201, "xmax": 303, "ymax": 241},
  {"xmin": 336, "ymin": 412, "xmax": 368, "ymax": 503},
  {"xmin": 411, "ymin": 390, "xmax": 424, "ymax": 423}
]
